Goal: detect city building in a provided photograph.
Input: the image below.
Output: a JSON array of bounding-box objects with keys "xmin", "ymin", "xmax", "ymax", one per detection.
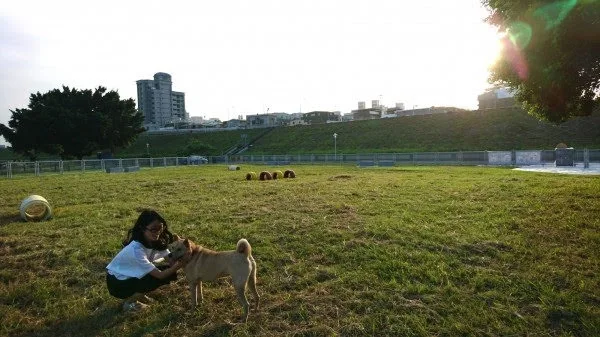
[
  {"xmin": 478, "ymin": 87, "xmax": 518, "ymax": 110},
  {"xmin": 247, "ymin": 114, "xmax": 278, "ymax": 128},
  {"xmin": 289, "ymin": 119, "xmax": 309, "ymax": 126},
  {"xmin": 383, "ymin": 103, "xmax": 405, "ymax": 118},
  {"xmin": 136, "ymin": 72, "xmax": 188, "ymax": 129},
  {"xmin": 188, "ymin": 116, "xmax": 204, "ymax": 125},
  {"xmin": 302, "ymin": 111, "xmax": 340, "ymax": 124},
  {"xmin": 224, "ymin": 119, "xmax": 247, "ymax": 129},
  {"xmin": 351, "ymin": 101, "xmax": 384, "ymax": 121}
]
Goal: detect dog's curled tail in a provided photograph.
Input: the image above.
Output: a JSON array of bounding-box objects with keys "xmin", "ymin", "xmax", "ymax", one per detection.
[{"xmin": 236, "ymin": 238, "xmax": 252, "ymax": 255}]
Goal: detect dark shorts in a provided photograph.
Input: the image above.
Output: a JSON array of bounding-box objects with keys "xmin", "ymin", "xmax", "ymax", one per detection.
[{"xmin": 106, "ymin": 265, "xmax": 178, "ymax": 299}]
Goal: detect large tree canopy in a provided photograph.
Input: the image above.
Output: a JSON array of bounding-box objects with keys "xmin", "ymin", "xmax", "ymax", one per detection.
[
  {"xmin": 0, "ymin": 86, "xmax": 144, "ymax": 160},
  {"xmin": 483, "ymin": 0, "xmax": 600, "ymax": 123}
]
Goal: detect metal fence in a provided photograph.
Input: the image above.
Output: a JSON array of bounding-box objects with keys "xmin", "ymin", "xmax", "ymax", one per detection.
[{"xmin": 1, "ymin": 149, "xmax": 598, "ymax": 178}]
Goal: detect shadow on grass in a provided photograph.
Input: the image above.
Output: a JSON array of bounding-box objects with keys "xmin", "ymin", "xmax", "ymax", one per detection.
[
  {"xmin": 11, "ymin": 303, "xmax": 235, "ymax": 337},
  {"xmin": 13, "ymin": 305, "xmax": 123, "ymax": 337},
  {"xmin": 0, "ymin": 213, "xmax": 21, "ymax": 227},
  {"xmin": 199, "ymin": 323, "xmax": 235, "ymax": 337}
]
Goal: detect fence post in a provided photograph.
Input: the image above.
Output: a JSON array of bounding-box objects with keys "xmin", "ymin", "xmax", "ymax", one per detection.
[
  {"xmin": 60, "ymin": 161, "xmax": 64, "ymax": 174},
  {"xmin": 82, "ymin": 160, "xmax": 85, "ymax": 173},
  {"xmin": 35, "ymin": 162, "xmax": 40, "ymax": 176},
  {"xmin": 584, "ymin": 148, "xmax": 589, "ymax": 168},
  {"xmin": 8, "ymin": 162, "xmax": 12, "ymax": 178},
  {"xmin": 163, "ymin": 158, "xmax": 166, "ymax": 167},
  {"xmin": 135, "ymin": 158, "xmax": 139, "ymax": 167}
]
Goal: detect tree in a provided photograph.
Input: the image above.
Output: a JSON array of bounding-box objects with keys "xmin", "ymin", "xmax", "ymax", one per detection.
[
  {"xmin": 92, "ymin": 88, "xmax": 145, "ymax": 155},
  {"xmin": 482, "ymin": 0, "xmax": 600, "ymax": 123},
  {"xmin": 0, "ymin": 86, "xmax": 144, "ymax": 160}
]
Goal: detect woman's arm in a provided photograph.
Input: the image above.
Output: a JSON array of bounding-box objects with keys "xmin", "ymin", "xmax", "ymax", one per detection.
[{"xmin": 148, "ymin": 260, "xmax": 183, "ymax": 280}]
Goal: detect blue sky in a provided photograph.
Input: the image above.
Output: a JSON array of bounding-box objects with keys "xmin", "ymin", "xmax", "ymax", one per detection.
[{"xmin": 1, "ymin": 0, "xmax": 501, "ymax": 145}]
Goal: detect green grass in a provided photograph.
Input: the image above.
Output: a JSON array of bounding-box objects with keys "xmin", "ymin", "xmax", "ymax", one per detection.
[
  {"xmin": 2, "ymin": 108, "xmax": 599, "ymax": 161},
  {"xmin": 1, "ymin": 165, "xmax": 599, "ymax": 336},
  {"xmin": 249, "ymin": 108, "xmax": 600, "ymax": 154},
  {"xmin": 118, "ymin": 128, "xmax": 269, "ymax": 158}
]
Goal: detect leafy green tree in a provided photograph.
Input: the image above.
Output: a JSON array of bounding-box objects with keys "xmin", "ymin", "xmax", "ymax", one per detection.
[
  {"xmin": 93, "ymin": 88, "xmax": 144, "ymax": 154},
  {"xmin": 482, "ymin": 0, "xmax": 600, "ymax": 123},
  {"xmin": 0, "ymin": 86, "xmax": 144, "ymax": 159}
]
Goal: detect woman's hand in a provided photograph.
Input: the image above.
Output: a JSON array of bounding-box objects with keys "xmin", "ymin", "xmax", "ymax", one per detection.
[{"xmin": 171, "ymin": 260, "xmax": 184, "ymax": 270}]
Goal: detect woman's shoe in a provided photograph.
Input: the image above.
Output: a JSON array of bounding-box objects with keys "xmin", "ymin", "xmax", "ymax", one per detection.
[{"xmin": 122, "ymin": 300, "xmax": 149, "ymax": 312}]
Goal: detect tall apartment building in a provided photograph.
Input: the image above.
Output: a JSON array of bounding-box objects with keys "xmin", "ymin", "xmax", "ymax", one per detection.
[{"xmin": 136, "ymin": 72, "xmax": 188, "ymax": 128}]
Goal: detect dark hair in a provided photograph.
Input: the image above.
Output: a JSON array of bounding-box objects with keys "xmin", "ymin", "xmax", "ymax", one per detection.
[{"xmin": 123, "ymin": 209, "xmax": 174, "ymax": 250}]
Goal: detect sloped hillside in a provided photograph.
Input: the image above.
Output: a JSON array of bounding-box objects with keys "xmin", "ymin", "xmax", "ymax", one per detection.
[
  {"xmin": 1, "ymin": 108, "xmax": 598, "ymax": 160},
  {"xmin": 247, "ymin": 108, "xmax": 600, "ymax": 154}
]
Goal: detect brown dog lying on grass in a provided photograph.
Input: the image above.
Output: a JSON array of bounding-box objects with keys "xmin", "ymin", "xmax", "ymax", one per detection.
[{"xmin": 168, "ymin": 237, "xmax": 260, "ymax": 322}]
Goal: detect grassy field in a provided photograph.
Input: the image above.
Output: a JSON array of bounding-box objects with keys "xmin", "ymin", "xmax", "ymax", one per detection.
[{"xmin": 0, "ymin": 165, "xmax": 599, "ymax": 336}]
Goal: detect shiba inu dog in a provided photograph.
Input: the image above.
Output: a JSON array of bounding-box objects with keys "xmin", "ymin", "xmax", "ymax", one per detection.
[{"xmin": 168, "ymin": 237, "xmax": 260, "ymax": 322}]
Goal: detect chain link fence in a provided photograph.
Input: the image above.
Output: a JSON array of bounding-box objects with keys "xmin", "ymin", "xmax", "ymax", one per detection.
[{"xmin": 1, "ymin": 149, "xmax": 598, "ymax": 178}]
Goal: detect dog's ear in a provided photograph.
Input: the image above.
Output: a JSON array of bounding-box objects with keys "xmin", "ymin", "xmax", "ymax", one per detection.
[
  {"xmin": 172, "ymin": 234, "xmax": 181, "ymax": 241},
  {"xmin": 184, "ymin": 238, "xmax": 190, "ymax": 248}
]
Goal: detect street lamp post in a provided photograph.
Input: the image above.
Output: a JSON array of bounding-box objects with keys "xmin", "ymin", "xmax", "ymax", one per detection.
[{"xmin": 333, "ymin": 133, "xmax": 338, "ymax": 162}]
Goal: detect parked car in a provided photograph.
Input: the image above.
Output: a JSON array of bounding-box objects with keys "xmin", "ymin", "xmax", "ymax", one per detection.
[{"xmin": 188, "ymin": 155, "xmax": 208, "ymax": 164}]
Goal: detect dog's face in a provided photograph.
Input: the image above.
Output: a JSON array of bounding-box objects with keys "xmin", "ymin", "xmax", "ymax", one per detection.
[{"xmin": 168, "ymin": 238, "xmax": 191, "ymax": 260}]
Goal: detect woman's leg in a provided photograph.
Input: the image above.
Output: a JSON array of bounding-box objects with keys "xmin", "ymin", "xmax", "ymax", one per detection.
[
  {"xmin": 135, "ymin": 266, "xmax": 178, "ymax": 294},
  {"xmin": 107, "ymin": 268, "xmax": 178, "ymax": 311}
]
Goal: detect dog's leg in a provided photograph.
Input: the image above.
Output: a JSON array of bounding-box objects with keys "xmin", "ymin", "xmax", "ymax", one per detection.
[
  {"xmin": 249, "ymin": 260, "xmax": 260, "ymax": 310},
  {"xmin": 189, "ymin": 282, "xmax": 198, "ymax": 308},
  {"xmin": 234, "ymin": 283, "xmax": 249, "ymax": 323},
  {"xmin": 199, "ymin": 281, "xmax": 204, "ymax": 302}
]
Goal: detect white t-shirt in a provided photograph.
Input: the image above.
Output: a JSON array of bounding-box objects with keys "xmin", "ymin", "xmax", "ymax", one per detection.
[{"xmin": 106, "ymin": 240, "xmax": 170, "ymax": 280}]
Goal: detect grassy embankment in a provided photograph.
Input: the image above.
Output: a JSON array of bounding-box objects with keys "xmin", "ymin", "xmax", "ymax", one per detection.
[
  {"xmin": 0, "ymin": 165, "xmax": 598, "ymax": 336},
  {"xmin": 1, "ymin": 108, "xmax": 599, "ymax": 161},
  {"xmin": 249, "ymin": 108, "xmax": 600, "ymax": 154}
]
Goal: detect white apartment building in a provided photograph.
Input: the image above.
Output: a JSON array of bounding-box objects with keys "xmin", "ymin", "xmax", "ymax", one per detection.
[{"xmin": 136, "ymin": 72, "xmax": 188, "ymax": 129}]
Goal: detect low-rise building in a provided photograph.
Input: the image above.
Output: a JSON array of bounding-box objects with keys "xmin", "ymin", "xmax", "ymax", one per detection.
[
  {"xmin": 351, "ymin": 101, "xmax": 384, "ymax": 121},
  {"xmin": 224, "ymin": 119, "xmax": 247, "ymax": 129},
  {"xmin": 478, "ymin": 87, "xmax": 518, "ymax": 109},
  {"xmin": 247, "ymin": 114, "xmax": 278, "ymax": 128},
  {"xmin": 352, "ymin": 108, "xmax": 382, "ymax": 121},
  {"xmin": 303, "ymin": 111, "xmax": 340, "ymax": 124},
  {"xmin": 289, "ymin": 119, "xmax": 309, "ymax": 126}
]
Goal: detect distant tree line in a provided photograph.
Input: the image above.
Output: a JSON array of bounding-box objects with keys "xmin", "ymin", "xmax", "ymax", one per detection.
[{"xmin": 0, "ymin": 86, "xmax": 144, "ymax": 160}]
